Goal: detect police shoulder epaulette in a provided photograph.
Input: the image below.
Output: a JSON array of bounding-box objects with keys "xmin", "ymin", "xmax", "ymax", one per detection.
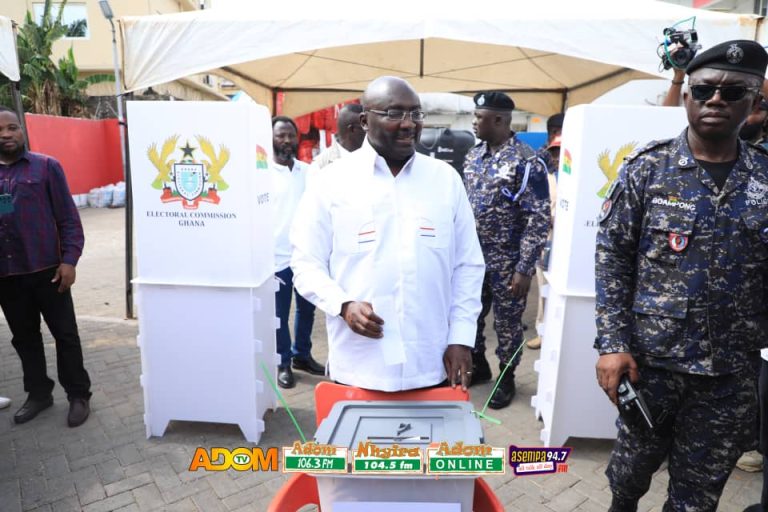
[
  {"xmin": 747, "ymin": 140, "xmax": 768, "ymax": 156},
  {"xmin": 624, "ymin": 139, "xmax": 673, "ymax": 164}
]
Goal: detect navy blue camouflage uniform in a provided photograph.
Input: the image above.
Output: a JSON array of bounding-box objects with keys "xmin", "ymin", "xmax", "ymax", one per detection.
[
  {"xmin": 595, "ymin": 130, "xmax": 768, "ymax": 510},
  {"xmin": 464, "ymin": 136, "xmax": 550, "ymax": 369}
]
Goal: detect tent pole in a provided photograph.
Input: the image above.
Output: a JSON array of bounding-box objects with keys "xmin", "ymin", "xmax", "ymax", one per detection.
[
  {"xmin": 419, "ymin": 39, "xmax": 425, "ymax": 78},
  {"xmin": 106, "ymin": 15, "xmax": 133, "ymax": 319},
  {"xmin": 9, "ymin": 21, "xmax": 28, "ymax": 148}
]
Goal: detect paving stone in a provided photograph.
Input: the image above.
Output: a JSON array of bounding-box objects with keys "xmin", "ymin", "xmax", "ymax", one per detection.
[
  {"xmin": 104, "ymin": 473, "xmax": 153, "ymax": 497},
  {"xmin": 95, "ymin": 458, "xmax": 126, "ymax": 486},
  {"xmin": 74, "ymin": 474, "xmax": 106, "ymax": 507},
  {"xmin": 81, "ymin": 491, "xmax": 135, "ymax": 512},
  {"xmin": 0, "ymin": 480, "xmax": 22, "ymax": 512},
  {"xmin": 131, "ymin": 483, "xmax": 165, "ymax": 511},
  {"xmin": 206, "ymin": 472, "xmax": 242, "ymax": 499},
  {"xmin": 113, "ymin": 505, "xmax": 141, "ymax": 512},
  {"xmin": 546, "ymin": 487, "xmax": 589, "ymax": 512},
  {"xmin": 114, "ymin": 444, "xmax": 143, "ymax": 467},
  {"xmin": 191, "ymin": 489, "xmax": 228, "ymax": 512},
  {"xmin": 162, "ymin": 498, "xmax": 199, "ymax": 511},
  {"xmin": 50, "ymin": 495, "xmax": 82, "ymax": 512}
]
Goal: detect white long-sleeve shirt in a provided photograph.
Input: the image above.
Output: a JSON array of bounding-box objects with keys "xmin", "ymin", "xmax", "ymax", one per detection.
[
  {"xmin": 290, "ymin": 139, "xmax": 485, "ymax": 391},
  {"xmin": 270, "ymin": 158, "xmax": 309, "ymax": 272}
]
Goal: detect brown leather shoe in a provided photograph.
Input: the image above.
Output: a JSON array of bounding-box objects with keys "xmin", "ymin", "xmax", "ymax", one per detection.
[
  {"xmin": 67, "ymin": 398, "xmax": 90, "ymax": 427},
  {"xmin": 13, "ymin": 396, "xmax": 53, "ymax": 424}
]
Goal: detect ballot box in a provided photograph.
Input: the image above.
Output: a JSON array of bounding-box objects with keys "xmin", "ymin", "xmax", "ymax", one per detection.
[{"xmin": 312, "ymin": 401, "xmax": 485, "ymax": 512}]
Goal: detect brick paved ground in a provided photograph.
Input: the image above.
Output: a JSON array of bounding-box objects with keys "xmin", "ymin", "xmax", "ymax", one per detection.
[{"xmin": 0, "ymin": 208, "xmax": 761, "ymax": 511}]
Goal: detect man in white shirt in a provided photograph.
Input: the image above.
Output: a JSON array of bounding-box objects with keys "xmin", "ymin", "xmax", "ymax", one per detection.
[
  {"xmin": 290, "ymin": 76, "xmax": 485, "ymax": 392},
  {"xmin": 270, "ymin": 116, "xmax": 323, "ymax": 389},
  {"xmin": 310, "ymin": 103, "xmax": 365, "ymax": 171}
]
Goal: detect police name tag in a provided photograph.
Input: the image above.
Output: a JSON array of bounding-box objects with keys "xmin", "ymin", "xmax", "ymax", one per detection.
[{"xmin": 0, "ymin": 194, "xmax": 13, "ymax": 214}]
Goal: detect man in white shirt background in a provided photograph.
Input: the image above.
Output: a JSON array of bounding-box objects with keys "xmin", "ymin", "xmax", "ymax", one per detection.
[
  {"xmin": 310, "ymin": 103, "xmax": 366, "ymax": 171},
  {"xmin": 290, "ymin": 76, "xmax": 485, "ymax": 392},
  {"xmin": 270, "ymin": 116, "xmax": 324, "ymax": 389}
]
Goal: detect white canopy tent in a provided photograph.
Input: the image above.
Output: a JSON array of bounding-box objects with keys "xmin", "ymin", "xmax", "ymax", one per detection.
[
  {"xmin": 119, "ymin": 0, "xmax": 760, "ymax": 117},
  {"xmin": 0, "ymin": 16, "xmax": 20, "ymax": 82}
]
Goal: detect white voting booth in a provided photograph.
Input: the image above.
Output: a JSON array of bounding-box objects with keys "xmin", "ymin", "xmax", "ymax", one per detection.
[
  {"xmin": 127, "ymin": 101, "xmax": 278, "ymax": 443},
  {"xmin": 532, "ymin": 104, "xmax": 688, "ymax": 447}
]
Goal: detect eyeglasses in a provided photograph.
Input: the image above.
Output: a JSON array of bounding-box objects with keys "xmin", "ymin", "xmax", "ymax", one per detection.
[
  {"xmin": 366, "ymin": 109, "xmax": 425, "ymax": 122},
  {"xmin": 689, "ymin": 84, "xmax": 760, "ymax": 102}
]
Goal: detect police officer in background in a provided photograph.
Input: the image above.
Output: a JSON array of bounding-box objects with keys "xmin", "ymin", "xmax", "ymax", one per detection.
[
  {"xmin": 464, "ymin": 91, "xmax": 550, "ymax": 408},
  {"xmin": 595, "ymin": 40, "xmax": 768, "ymax": 511}
]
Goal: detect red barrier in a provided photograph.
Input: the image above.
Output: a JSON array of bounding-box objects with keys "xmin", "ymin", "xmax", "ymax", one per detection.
[{"xmin": 25, "ymin": 114, "xmax": 123, "ymax": 195}]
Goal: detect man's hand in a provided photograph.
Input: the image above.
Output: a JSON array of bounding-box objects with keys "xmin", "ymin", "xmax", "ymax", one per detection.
[
  {"xmin": 596, "ymin": 353, "xmax": 639, "ymax": 405},
  {"xmin": 443, "ymin": 344, "xmax": 472, "ymax": 391},
  {"xmin": 509, "ymin": 272, "xmax": 532, "ymax": 298},
  {"xmin": 341, "ymin": 301, "xmax": 384, "ymax": 338},
  {"xmin": 51, "ymin": 263, "xmax": 76, "ymax": 293}
]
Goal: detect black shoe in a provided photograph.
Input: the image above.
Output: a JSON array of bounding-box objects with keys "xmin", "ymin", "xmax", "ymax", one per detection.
[
  {"xmin": 292, "ymin": 356, "xmax": 325, "ymax": 376},
  {"xmin": 608, "ymin": 496, "xmax": 639, "ymax": 512},
  {"xmin": 14, "ymin": 396, "xmax": 53, "ymax": 424},
  {"xmin": 67, "ymin": 398, "xmax": 90, "ymax": 427},
  {"xmin": 469, "ymin": 353, "xmax": 492, "ymax": 387},
  {"xmin": 278, "ymin": 366, "xmax": 295, "ymax": 389},
  {"xmin": 488, "ymin": 366, "xmax": 515, "ymax": 409}
]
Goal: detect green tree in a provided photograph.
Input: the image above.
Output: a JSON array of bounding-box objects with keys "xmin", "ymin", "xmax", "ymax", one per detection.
[
  {"xmin": 65, "ymin": 18, "xmax": 87, "ymax": 38},
  {"xmin": 0, "ymin": 0, "xmax": 113, "ymax": 117}
]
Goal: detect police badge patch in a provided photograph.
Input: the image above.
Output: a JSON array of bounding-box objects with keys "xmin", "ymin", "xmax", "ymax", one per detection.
[
  {"xmin": 668, "ymin": 233, "xmax": 689, "ymax": 252},
  {"xmin": 598, "ymin": 179, "xmax": 622, "ymax": 223},
  {"xmin": 726, "ymin": 43, "xmax": 744, "ymax": 64},
  {"xmin": 598, "ymin": 198, "xmax": 613, "ymax": 223}
]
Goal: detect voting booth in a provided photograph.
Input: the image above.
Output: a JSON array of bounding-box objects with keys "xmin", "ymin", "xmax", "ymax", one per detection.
[
  {"xmin": 531, "ymin": 105, "xmax": 688, "ymax": 447},
  {"xmin": 127, "ymin": 101, "xmax": 278, "ymax": 443}
]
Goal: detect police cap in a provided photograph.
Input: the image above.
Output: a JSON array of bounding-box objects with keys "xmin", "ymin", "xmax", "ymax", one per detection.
[
  {"xmin": 686, "ymin": 40, "xmax": 768, "ymax": 79},
  {"xmin": 473, "ymin": 91, "xmax": 515, "ymax": 111}
]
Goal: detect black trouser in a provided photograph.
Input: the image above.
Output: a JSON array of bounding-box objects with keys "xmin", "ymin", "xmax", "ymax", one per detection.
[
  {"xmin": 0, "ymin": 267, "xmax": 91, "ymax": 400},
  {"xmin": 760, "ymin": 359, "xmax": 768, "ymax": 508}
]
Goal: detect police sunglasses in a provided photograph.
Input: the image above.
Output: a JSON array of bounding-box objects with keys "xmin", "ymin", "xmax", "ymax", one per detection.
[{"xmin": 689, "ymin": 84, "xmax": 760, "ymax": 102}]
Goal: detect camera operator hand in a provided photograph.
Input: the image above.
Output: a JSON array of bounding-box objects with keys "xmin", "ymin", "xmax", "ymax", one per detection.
[{"xmin": 662, "ymin": 44, "xmax": 687, "ymax": 107}]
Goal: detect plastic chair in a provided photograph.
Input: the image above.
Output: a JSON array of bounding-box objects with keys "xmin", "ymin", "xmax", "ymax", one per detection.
[
  {"xmin": 266, "ymin": 472, "xmax": 320, "ymax": 512},
  {"xmin": 267, "ymin": 473, "xmax": 504, "ymax": 512},
  {"xmin": 268, "ymin": 382, "xmax": 505, "ymax": 512}
]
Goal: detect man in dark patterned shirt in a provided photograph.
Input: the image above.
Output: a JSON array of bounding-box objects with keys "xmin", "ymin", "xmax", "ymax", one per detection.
[{"xmin": 0, "ymin": 106, "xmax": 91, "ymax": 427}]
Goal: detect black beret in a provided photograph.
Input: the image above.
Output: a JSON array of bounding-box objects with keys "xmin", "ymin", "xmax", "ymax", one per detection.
[
  {"xmin": 473, "ymin": 91, "xmax": 515, "ymax": 111},
  {"xmin": 547, "ymin": 113, "xmax": 565, "ymax": 130},
  {"xmin": 686, "ymin": 40, "xmax": 768, "ymax": 78}
]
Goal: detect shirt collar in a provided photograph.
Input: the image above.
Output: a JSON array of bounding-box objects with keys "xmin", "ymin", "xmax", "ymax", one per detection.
[
  {"xmin": 334, "ymin": 136, "xmax": 350, "ymax": 156},
  {"xmin": 271, "ymin": 159, "xmax": 295, "ymax": 172},
  {"xmin": 360, "ymin": 137, "xmax": 416, "ymax": 176},
  {"xmin": 481, "ymin": 135, "xmax": 515, "ymax": 158},
  {"xmin": 673, "ymin": 128, "xmax": 757, "ymax": 172},
  {"xmin": 0, "ymin": 149, "xmax": 30, "ymax": 166}
]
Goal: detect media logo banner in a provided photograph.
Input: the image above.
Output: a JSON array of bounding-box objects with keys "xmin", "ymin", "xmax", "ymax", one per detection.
[
  {"xmin": 426, "ymin": 442, "xmax": 505, "ymax": 475},
  {"xmin": 282, "ymin": 443, "xmax": 348, "ymax": 474},
  {"xmin": 508, "ymin": 446, "xmax": 571, "ymax": 476}
]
